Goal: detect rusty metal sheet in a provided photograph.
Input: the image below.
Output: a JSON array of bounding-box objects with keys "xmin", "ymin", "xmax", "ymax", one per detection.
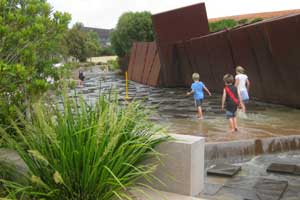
[
  {"xmin": 246, "ymin": 23, "xmax": 281, "ymax": 103},
  {"xmin": 202, "ymin": 31, "xmax": 235, "ymax": 92},
  {"xmin": 228, "ymin": 27, "xmax": 266, "ymax": 100},
  {"xmin": 132, "ymin": 42, "xmax": 148, "ymax": 83},
  {"xmin": 185, "ymin": 38, "xmax": 215, "ymax": 89},
  {"xmin": 152, "ymin": 3, "xmax": 209, "ymax": 44},
  {"xmin": 147, "ymin": 52, "xmax": 161, "ymax": 86},
  {"xmin": 263, "ymin": 14, "xmax": 300, "ymax": 107},
  {"xmin": 142, "ymin": 42, "xmax": 157, "ymax": 84},
  {"xmin": 152, "ymin": 3, "xmax": 210, "ymax": 87},
  {"xmin": 128, "ymin": 43, "xmax": 137, "ymax": 80}
]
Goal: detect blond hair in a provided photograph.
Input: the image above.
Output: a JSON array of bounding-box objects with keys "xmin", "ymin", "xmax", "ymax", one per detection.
[
  {"xmin": 223, "ymin": 74, "xmax": 234, "ymax": 84},
  {"xmin": 236, "ymin": 66, "xmax": 245, "ymax": 74},
  {"xmin": 192, "ymin": 73, "xmax": 200, "ymax": 81}
]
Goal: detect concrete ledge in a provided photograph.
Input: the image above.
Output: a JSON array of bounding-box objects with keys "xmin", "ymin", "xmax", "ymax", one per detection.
[
  {"xmin": 148, "ymin": 134, "xmax": 205, "ymax": 196},
  {"xmin": 132, "ymin": 187, "xmax": 205, "ymax": 200}
]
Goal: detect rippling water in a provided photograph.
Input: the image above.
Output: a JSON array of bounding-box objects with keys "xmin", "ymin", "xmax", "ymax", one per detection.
[{"xmin": 73, "ymin": 68, "xmax": 300, "ymax": 143}]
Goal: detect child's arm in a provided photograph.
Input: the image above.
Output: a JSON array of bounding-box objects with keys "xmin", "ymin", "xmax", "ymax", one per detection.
[
  {"xmin": 234, "ymin": 78, "xmax": 239, "ymax": 87},
  {"xmin": 246, "ymin": 79, "xmax": 250, "ymax": 91},
  {"xmin": 204, "ymin": 86, "xmax": 212, "ymax": 96},
  {"xmin": 186, "ymin": 90, "xmax": 194, "ymax": 96},
  {"xmin": 238, "ymin": 89, "xmax": 246, "ymax": 112},
  {"xmin": 221, "ymin": 89, "xmax": 226, "ymax": 110}
]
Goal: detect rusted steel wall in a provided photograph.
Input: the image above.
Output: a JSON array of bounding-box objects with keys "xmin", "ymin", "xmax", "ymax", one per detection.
[
  {"xmin": 152, "ymin": 3, "xmax": 210, "ymax": 86},
  {"xmin": 127, "ymin": 42, "xmax": 161, "ymax": 86},
  {"xmin": 176, "ymin": 14, "xmax": 300, "ymax": 107}
]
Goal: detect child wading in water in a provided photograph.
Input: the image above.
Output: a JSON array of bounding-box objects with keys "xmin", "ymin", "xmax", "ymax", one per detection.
[
  {"xmin": 235, "ymin": 66, "xmax": 250, "ymax": 107},
  {"xmin": 186, "ymin": 73, "xmax": 211, "ymax": 119},
  {"xmin": 221, "ymin": 74, "xmax": 245, "ymax": 132}
]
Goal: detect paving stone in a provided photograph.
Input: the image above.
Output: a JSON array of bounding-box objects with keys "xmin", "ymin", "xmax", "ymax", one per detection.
[
  {"xmin": 267, "ymin": 163, "xmax": 296, "ymax": 174},
  {"xmin": 207, "ymin": 163, "xmax": 241, "ymax": 177},
  {"xmin": 201, "ymin": 183, "xmax": 223, "ymax": 196},
  {"xmin": 253, "ymin": 178, "xmax": 288, "ymax": 200},
  {"xmin": 294, "ymin": 166, "xmax": 300, "ymax": 175}
]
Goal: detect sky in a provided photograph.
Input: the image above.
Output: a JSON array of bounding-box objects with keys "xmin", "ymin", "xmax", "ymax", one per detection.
[{"xmin": 47, "ymin": 0, "xmax": 300, "ymax": 29}]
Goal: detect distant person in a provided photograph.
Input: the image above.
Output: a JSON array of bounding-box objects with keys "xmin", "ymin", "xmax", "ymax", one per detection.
[
  {"xmin": 235, "ymin": 66, "xmax": 250, "ymax": 104},
  {"xmin": 186, "ymin": 73, "xmax": 212, "ymax": 119},
  {"xmin": 78, "ymin": 70, "xmax": 85, "ymax": 87},
  {"xmin": 221, "ymin": 74, "xmax": 245, "ymax": 132}
]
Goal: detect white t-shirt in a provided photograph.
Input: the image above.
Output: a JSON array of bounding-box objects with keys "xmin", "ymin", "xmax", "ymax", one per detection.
[{"xmin": 235, "ymin": 74, "xmax": 248, "ymax": 91}]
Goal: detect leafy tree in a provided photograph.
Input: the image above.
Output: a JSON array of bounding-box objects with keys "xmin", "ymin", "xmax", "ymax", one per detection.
[
  {"xmin": 111, "ymin": 11, "xmax": 154, "ymax": 57},
  {"xmin": 0, "ymin": 0, "xmax": 71, "ymax": 132},
  {"xmin": 65, "ymin": 23, "xmax": 101, "ymax": 62}
]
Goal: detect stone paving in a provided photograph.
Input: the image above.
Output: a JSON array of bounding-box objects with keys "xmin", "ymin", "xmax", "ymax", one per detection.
[
  {"xmin": 201, "ymin": 151, "xmax": 300, "ymax": 200},
  {"xmin": 71, "ymin": 67, "xmax": 300, "ymax": 143}
]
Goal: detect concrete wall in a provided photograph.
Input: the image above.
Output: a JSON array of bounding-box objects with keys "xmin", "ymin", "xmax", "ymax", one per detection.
[{"xmin": 147, "ymin": 134, "xmax": 205, "ymax": 196}]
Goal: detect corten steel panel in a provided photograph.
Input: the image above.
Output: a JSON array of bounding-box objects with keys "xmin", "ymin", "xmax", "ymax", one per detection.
[
  {"xmin": 185, "ymin": 38, "xmax": 216, "ymax": 89},
  {"xmin": 152, "ymin": 3, "xmax": 209, "ymax": 44},
  {"xmin": 142, "ymin": 42, "xmax": 157, "ymax": 84},
  {"xmin": 128, "ymin": 43, "xmax": 137, "ymax": 80},
  {"xmin": 147, "ymin": 52, "xmax": 161, "ymax": 86},
  {"xmin": 152, "ymin": 3, "xmax": 210, "ymax": 86},
  {"xmin": 174, "ymin": 42, "xmax": 193, "ymax": 86},
  {"xmin": 202, "ymin": 31, "xmax": 235, "ymax": 92},
  {"xmin": 229, "ymin": 27, "xmax": 266, "ymax": 100},
  {"xmin": 245, "ymin": 23, "xmax": 283, "ymax": 103},
  {"xmin": 263, "ymin": 14, "xmax": 300, "ymax": 107},
  {"xmin": 132, "ymin": 42, "xmax": 149, "ymax": 83}
]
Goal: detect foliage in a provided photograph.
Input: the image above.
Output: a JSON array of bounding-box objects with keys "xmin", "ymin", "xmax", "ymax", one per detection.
[
  {"xmin": 0, "ymin": 62, "xmax": 48, "ymax": 133},
  {"xmin": 100, "ymin": 46, "xmax": 116, "ymax": 56},
  {"xmin": 65, "ymin": 23, "xmax": 101, "ymax": 62},
  {"xmin": 111, "ymin": 11, "xmax": 154, "ymax": 57},
  {"xmin": 0, "ymin": 94, "xmax": 169, "ymax": 200},
  {"xmin": 107, "ymin": 59, "xmax": 119, "ymax": 71},
  {"xmin": 251, "ymin": 17, "xmax": 263, "ymax": 23},
  {"xmin": 0, "ymin": 0, "xmax": 71, "ymax": 134},
  {"xmin": 209, "ymin": 19, "xmax": 238, "ymax": 32},
  {"xmin": 238, "ymin": 18, "xmax": 249, "ymax": 24},
  {"xmin": 0, "ymin": 0, "xmax": 71, "ymax": 70}
]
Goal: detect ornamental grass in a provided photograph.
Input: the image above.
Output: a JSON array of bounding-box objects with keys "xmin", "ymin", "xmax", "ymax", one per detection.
[{"xmin": 0, "ymin": 94, "xmax": 169, "ymax": 200}]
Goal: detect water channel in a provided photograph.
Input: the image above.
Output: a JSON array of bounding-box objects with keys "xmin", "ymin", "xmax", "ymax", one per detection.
[{"xmin": 72, "ymin": 67, "xmax": 300, "ymax": 144}]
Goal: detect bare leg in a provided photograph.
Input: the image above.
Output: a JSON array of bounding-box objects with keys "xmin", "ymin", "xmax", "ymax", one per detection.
[
  {"xmin": 233, "ymin": 117, "xmax": 238, "ymax": 131},
  {"xmin": 197, "ymin": 106, "xmax": 203, "ymax": 119},
  {"xmin": 229, "ymin": 118, "xmax": 235, "ymax": 132}
]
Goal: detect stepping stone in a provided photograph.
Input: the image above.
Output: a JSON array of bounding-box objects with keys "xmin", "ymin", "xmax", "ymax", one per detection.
[
  {"xmin": 207, "ymin": 163, "xmax": 241, "ymax": 177},
  {"xmin": 253, "ymin": 178, "xmax": 288, "ymax": 200},
  {"xmin": 224, "ymin": 177, "xmax": 288, "ymax": 200},
  {"xmin": 267, "ymin": 163, "xmax": 296, "ymax": 174}
]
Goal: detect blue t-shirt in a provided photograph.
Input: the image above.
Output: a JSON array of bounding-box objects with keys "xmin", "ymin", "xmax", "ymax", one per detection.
[{"xmin": 191, "ymin": 81, "xmax": 205, "ymax": 100}]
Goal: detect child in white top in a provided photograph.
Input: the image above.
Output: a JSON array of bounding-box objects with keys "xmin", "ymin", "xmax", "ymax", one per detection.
[{"xmin": 235, "ymin": 66, "xmax": 250, "ymax": 105}]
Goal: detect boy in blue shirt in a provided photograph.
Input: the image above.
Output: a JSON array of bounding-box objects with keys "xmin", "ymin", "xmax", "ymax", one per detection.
[{"xmin": 186, "ymin": 73, "xmax": 211, "ymax": 119}]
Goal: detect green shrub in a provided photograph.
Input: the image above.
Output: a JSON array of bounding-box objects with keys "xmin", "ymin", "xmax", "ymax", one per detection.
[
  {"xmin": 0, "ymin": 94, "xmax": 169, "ymax": 200},
  {"xmin": 238, "ymin": 18, "xmax": 249, "ymax": 24},
  {"xmin": 251, "ymin": 18, "xmax": 264, "ymax": 23},
  {"xmin": 209, "ymin": 19, "xmax": 238, "ymax": 32},
  {"xmin": 107, "ymin": 59, "xmax": 119, "ymax": 71}
]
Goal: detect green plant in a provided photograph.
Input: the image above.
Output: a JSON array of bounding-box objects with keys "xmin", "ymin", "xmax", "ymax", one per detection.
[
  {"xmin": 0, "ymin": 94, "xmax": 169, "ymax": 200},
  {"xmin": 209, "ymin": 19, "xmax": 238, "ymax": 32},
  {"xmin": 238, "ymin": 18, "xmax": 249, "ymax": 24},
  {"xmin": 111, "ymin": 11, "xmax": 154, "ymax": 57},
  {"xmin": 107, "ymin": 59, "xmax": 119, "ymax": 71},
  {"xmin": 251, "ymin": 18, "xmax": 264, "ymax": 23}
]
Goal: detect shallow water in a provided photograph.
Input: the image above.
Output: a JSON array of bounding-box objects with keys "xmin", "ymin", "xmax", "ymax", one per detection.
[{"xmin": 74, "ymin": 68, "xmax": 300, "ymax": 143}]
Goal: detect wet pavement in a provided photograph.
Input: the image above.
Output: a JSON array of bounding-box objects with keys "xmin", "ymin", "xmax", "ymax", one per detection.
[
  {"xmin": 201, "ymin": 151, "xmax": 300, "ymax": 200},
  {"xmin": 73, "ymin": 67, "xmax": 300, "ymax": 143}
]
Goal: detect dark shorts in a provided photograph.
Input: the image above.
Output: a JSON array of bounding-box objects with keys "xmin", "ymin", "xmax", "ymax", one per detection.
[
  {"xmin": 195, "ymin": 99, "xmax": 203, "ymax": 107},
  {"xmin": 226, "ymin": 110, "xmax": 236, "ymax": 119}
]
